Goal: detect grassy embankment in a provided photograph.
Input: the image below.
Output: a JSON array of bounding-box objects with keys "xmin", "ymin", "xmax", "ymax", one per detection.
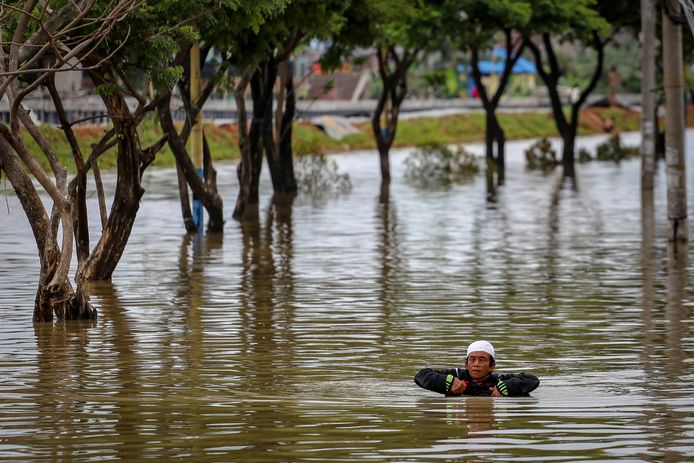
[{"xmin": 23, "ymin": 105, "xmax": 694, "ymax": 173}]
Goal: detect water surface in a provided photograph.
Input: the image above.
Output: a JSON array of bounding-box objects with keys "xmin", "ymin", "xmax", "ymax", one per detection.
[{"xmin": 1, "ymin": 131, "xmax": 693, "ymax": 462}]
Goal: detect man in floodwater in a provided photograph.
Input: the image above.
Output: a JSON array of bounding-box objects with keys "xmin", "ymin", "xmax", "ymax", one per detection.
[{"xmin": 414, "ymin": 340, "xmax": 539, "ymax": 397}]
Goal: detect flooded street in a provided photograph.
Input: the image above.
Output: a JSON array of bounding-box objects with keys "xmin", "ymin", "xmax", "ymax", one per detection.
[{"xmin": 1, "ymin": 131, "xmax": 693, "ymax": 462}]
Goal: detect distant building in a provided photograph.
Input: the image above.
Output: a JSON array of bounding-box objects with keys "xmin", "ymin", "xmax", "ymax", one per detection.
[{"xmin": 295, "ymin": 48, "xmax": 377, "ymax": 101}]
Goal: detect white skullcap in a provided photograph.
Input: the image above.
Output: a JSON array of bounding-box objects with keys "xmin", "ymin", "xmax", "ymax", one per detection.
[{"xmin": 467, "ymin": 340, "xmax": 495, "ymax": 359}]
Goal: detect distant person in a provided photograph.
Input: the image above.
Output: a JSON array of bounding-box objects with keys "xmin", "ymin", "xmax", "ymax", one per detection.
[
  {"xmin": 607, "ymin": 66, "xmax": 622, "ymax": 107},
  {"xmin": 470, "ymin": 85, "xmax": 479, "ymax": 99},
  {"xmin": 414, "ymin": 340, "xmax": 540, "ymax": 397}
]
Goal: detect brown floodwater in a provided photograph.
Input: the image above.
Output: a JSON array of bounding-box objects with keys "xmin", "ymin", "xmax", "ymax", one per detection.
[{"xmin": 1, "ymin": 131, "xmax": 693, "ymax": 462}]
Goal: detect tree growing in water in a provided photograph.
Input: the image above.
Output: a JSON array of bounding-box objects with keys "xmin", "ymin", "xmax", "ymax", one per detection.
[
  {"xmin": 0, "ymin": 0, "xmax": 211, "ymax": 321},
  {"xmin": 445, "ymin": 0, "xmax": 531, "ymax": 180},
  {"xmin": 0, "ymin": 0, "xmax": 149, "ymax": 321},
  {"xmin": 156, "ymin": 43, "xmax": 228, "ymax": 233},
  {"xmin": 326, "ymin": 0, "xmax": 446, "ymax": 196},
  {"xmin": 153, "ymin": 1, "xmax": 289, "ymax": 228},
  {"xmin": 225, "ymin": 0, "xmax": 351, "ymax": 220},
  {"xmin": 522, "ymin": 0, "xmax": 637, "ymax": 167}
]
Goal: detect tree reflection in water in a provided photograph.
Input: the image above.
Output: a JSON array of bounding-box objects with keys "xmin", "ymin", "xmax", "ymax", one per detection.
[
  {"xmin": 238, "ymin": 195, "xmax": 297, "ymax": 393},
  {"xmin": 376, "ymin": 187, "xmax": 406, "ymax": 361}
]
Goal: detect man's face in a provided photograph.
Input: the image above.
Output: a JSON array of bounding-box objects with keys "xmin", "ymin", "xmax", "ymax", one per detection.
[{"xmin": 466, "ymin": 351, "xmax": 494, "ymax": 381}]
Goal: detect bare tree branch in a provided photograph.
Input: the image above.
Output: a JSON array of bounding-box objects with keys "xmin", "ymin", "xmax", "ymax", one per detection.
[
  {"xmin": 1, "ymin": 0, "xmax": 139, "ymax": 98},
  {"xmin": 0, "ymin": 124, "xmax": 68, "ymax": 210},
  {"xmin": 16, "ymin": 104, "xmax": 67, "ymax": 191},
  {"xmin": 48, "ymin": 211, "xmax": 73, "ymax": 286}
]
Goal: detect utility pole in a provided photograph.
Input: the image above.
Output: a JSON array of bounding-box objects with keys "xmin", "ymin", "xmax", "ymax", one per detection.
[
  {"xmin": 190, "ymin": 42, "xmax": 204, "ymax": 232},
  {"xmin": 661, "ymin": 0, "xmax": 688, "ymax": 242},
  {"xmin": 641, "ymin": 0, "xmax": 656, "ymax": 190}
]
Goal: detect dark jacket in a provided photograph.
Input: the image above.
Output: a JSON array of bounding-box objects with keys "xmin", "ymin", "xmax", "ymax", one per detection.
[{"xmin": 414, "ymin": 367, "xmax": 539, "ymax": 397}]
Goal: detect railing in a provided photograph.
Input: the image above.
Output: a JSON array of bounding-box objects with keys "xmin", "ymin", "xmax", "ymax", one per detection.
[{"xmin": 1, "ymin": 94, "xmax": 642, "ymax": 126}]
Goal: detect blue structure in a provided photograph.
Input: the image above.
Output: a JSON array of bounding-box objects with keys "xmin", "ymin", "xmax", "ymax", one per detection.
[
  {"xmin": 193, "ymin": 167, "xmax": 204, "ymax": 231},
  {"xmin": 457, "ymin": 47, "xmax": 537, "ymax": 96}
]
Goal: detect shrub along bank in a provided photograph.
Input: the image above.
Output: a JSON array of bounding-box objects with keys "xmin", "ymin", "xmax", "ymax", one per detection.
[{"xmin": 26, "ymin": 105, "xmax": 692, "ymax": 173}]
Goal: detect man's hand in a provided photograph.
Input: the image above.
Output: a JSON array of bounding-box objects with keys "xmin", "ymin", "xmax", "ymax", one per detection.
[
  {"xmin": 450, "ymin": 378, "xmax": 468, "ymax": 395},
  {"xmin": 490, "ymin": 380, "xmax": 508, "ymax": 397}
]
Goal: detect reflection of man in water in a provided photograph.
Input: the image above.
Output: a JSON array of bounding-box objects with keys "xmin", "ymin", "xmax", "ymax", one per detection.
[
  {"xmin": 414, "ymin": 340, "xmax": 539, "ymax": 397},
  {"xmin": 446, "ymin": 398, "xmax": 495, "ymax": 431}
]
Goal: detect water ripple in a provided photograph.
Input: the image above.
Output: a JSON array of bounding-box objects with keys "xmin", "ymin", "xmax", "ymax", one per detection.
[{"xmin": 1, "ymin": 132, "xmax": 693, "ymax": 461}]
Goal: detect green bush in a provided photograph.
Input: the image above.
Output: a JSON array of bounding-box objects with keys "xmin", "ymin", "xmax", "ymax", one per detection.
[
  {"xmin": 404, "ymin": 142, "xmax": 480, "ymax": 186},
  {"xmin": 578, "ymin": 147, "xmax": 593, "ymax": 163},
  {"xmin": 294, "ymin": 153, "xmax": 352, "ymax": 196},
  {"xmin": 524, "ymin": 137, "xmax": 559, "ymax": 170},
  {"xmin": 594, "ymin": 134, "xmax": 639, "ymax": 162}
]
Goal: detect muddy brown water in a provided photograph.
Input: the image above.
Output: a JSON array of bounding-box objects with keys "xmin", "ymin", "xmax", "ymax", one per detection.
[{"xmin": 1, "ymin": 132, "xmax": 693, "ymax": 462}]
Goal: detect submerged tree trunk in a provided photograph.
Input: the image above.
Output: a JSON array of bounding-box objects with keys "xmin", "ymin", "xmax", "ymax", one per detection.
[
  {"xmin": 258, "ymin": 57, "xmax": 285, "ymax": 193},
  {"xmin": 256, "ymin": 56, "xmax": 298, "ymax": 196},
  {"xmin": 525, "ymin": 32, "xmax": 605, "ymax": 166},
  {"xmin": 470, "ymin": 33, "xmax": 523, "ymax": 178},
  {"xmin": 269, "ymin": 35, "xmax": 303, "ymax": 195},
  {"xmin": 0, "ymin": 138, "xmax": 95, "ymax": 321},
  {"xmin": 202, "ymin": 133, "xmax": 220, "ymax": 212},
  {"xmin": 0, "ymin": 105, "xmax": 95, "ymax": 320},
  {"xmin": 176, "ymin": 163, "xmax": 197, "ymax": 232},
  {"xmin": 372, "ymin": 47, "xmax": 418, "ymax": 185},
  {"xmin": 525, "ymin": 35, "xmax": 570, "ymax": 164},
  {"xmin": 71, "ymin": 64, "xmax": 167, "ymax": 282},
  {"xmin": 278, "ymin": 59, "xmax": 298, "ymax": 194},
  {"xmin": 565, "ymin": 33, "xmax": 604, "ymax": 166},
  {"xmin": 79, "ymin": 91, "xmax": 145, "ymax": 281},
  {"xmin": 372, "ymin": 80, "xmax": 396, "ymax": 184},
  {"xmin": 233, "ymin": 68, "xmax": 259, "ymax": 221},
  {"xmin": 35, "ymin": 244, "xmax": 93, "ymax": 321},
  {"xmin": 0, "ymin": 65, "xmax": 162, "ymax": 318},
  {"xmin": 163, "ymin": 45, "xmax": 226, "ymax": 232},
  {"xmin": 157, "ymin": 92, "xmax": 225, "ymax": 232},
  {"xmin": 482, "ymin": 108, "xmax": 496, "ymax": 162},
  {"xmin": 167, "ymin": 44, "xmax": 228, "ymax": 233},
  {"xmin": 233, "ymin": 32, "xmax": 303, "ymax": 219},
  {"xmin": 47, "ymin": 77, "xmax": 90, "ymax": 274},
  {"xmin": 495, "ymin": 123, "xmax": 506, "ymax": 183},
  {"xmin": 0, "ymin": 6, "xmax": 169, "ymax": 319},
  {"xmin": 469, "ymin": 47, "xmax": 506, "ymax": 175},
  {"xmin": 561, "ymin": 126, "xmax": 577, "ymax": 165},
  {"xmin": 249, "ymin": 70, "xmax": 265, "ymax": 206}
]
